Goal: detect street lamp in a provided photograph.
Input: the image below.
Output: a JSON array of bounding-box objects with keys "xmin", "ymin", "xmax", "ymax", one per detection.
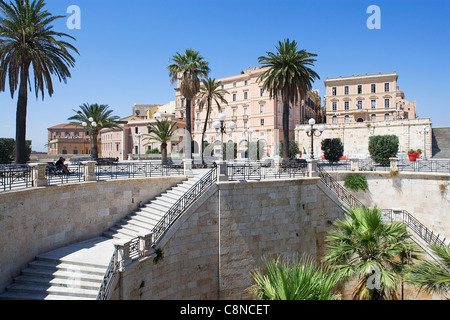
[
  {"xmin": 242, "ymin": 125, "xmax": 254, "ymax": 162},
  {"xmin": 304, "ymin": 118, "xmax": 325, "ymax": 159},
  {"xmin": 213, "ymin": 112, "xmax": 236, "ymax": 162},
  {"xmin": 418, "ymin": 126, "xmax": 430, "ymax": 160},
  {"xmin": 82, "ymin": 117, "xmax": 97, "ymax": 160}
]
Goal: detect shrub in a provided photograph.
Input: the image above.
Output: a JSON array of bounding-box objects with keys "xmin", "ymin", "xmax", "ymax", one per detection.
[
  {"xmin": 368, "ymin": 135, "xmax": 399, "ymax": 166},
  {"xmin": 344, "ymin": 175, "xmax": 368, "ymax": 192},
  {"xmin": 321, "ymin": 138, "xmax": 344, "ymax": 163},
  {"xmin": 146, "ymin": 148, "xmax": 161, "ymax": 154},
  {"xmin": 279, "ymin": 140, "xmax": 299, "ymax": 159}
]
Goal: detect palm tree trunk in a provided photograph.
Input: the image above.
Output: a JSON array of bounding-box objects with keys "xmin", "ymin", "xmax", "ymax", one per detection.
[
  {"xmin": 92, "ymin": 132, "xmax": 99, "ymax": 159},
  {"xmin": 282, "ymin": 99, "xmax": 290, "ymax": 160},
  {"xmin": 161, "ymin": 143, "xmax": 168, "ymax": 165},
  {"xmin": 185, "ymin": 98, "xmax": 193, "ymax": 159},
  {"xmin": 15, "ymin": 65, "xmax": 30, "ymax": 164},
  {"xmin": 201, "ymin": 99, "xmax": 211, "ymax": 164}
]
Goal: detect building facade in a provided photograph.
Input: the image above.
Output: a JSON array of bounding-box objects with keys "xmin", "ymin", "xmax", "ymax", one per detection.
[
  {"xmin": 47, "ymin": 124, "xmax": 99, "ymax": 156},
  {"xmin": 174, "ymin": 66, "xmax": 322, "ymax": 159},
  {"xmin": 324, "ymin": 72, "xmax": 416, "ymax": 125}
]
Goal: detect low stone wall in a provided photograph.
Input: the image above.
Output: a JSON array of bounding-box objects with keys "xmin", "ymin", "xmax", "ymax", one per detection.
[
  {"xmin": 0, "ymin": 176, "xmax": 186, "ymax": 293},
  {"xmin": 113, "ymin": 177, "xmax": 346, "ymax": 300},
  {"xmin": 329, "ymin": 171, "xmax": 450, "ymax": 240}
]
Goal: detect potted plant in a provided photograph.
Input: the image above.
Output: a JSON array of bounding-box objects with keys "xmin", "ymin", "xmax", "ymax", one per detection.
[
  {"xmin": 416, "ymin": 149, "xmax": 422, "ymax": 160},
  {"xmin": 407, "ymin": 149, "xmax": 417, "ymax": 162}
]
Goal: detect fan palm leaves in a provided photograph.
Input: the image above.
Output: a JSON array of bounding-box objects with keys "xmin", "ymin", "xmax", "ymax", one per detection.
[
  {"xmin": 197, "ymin": 78, "xmax": 228, "ymax": 163},
  {"xmin": 250, "ymin": 254, "xmax": 341, "ymax": 300},
  {"xmin": 67, "ymin": 103, "xmax": 120, "ymax": 159},
  {"xmin": 257, "ymin": 39, "xmax": 319, "ymax": 160},
  {"xmin": 144, "ymin": 118, "xmax": 177, "ymax": 165},
  {"xmin": 404, "ymin": 244, "xmax": 450, "ymax": 298},
  {"xmin": 167, "ymin": 49, "xmax": 209, "ymax": 158},
  {"xmin": 0, "ymin": 0, "xmax": 78, "ymax": 163},
  {"xmin": 322, "ymin": 206, "xmax": 421, "ymax": 300}
]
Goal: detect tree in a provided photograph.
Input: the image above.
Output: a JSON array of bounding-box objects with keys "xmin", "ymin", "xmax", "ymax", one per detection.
[
  {"xmin": 279, "ymin": 140, "xmax": 299, "ymax": 159},
  {"xmin": 250, "ymin": 254, "xmax": 341, "ymax": 300},
  {"xmin": 167, "ymin": 49, "xmax": 209, "ymax": 159},
  {"xmin": 0, "ymin": 137, "xmax": 30, "ymax": 163},
  {"xmin": 144, "ymin": 118, "xmax": 177, "ymax": 165},
  {"xmin": 258, "ymin": 39, "xmax": 319, "ymax": 160},
  {"xmin": 0, "ymin": 0, "xmax": 78, "ymax": 164},
  {"xmin": 368, "ymin": 135, "xmax": 399, "ymax": 166},
  {"xmin": 67, "ymin": 103, "xmax": 120, "ymax": 159},
  {"xmin": 404, "ymin": 244, "xmax": 450, "ymax": 298},
  {"xmin": 198, "ymin": 78, "xmax": 228, "ymax": 163},
  {"xmin": 321, "ymin": 138, "xmax": 344, "ymax": 163},
  {"xmin": 322, "ymin": 206, "xmax": 421, "ymax": 300}
]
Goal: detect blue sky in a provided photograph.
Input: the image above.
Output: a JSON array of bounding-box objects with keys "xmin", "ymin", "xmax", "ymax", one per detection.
[{"xmin": 0, "ymin": 0, "xmax": 449, "ymax": 152}]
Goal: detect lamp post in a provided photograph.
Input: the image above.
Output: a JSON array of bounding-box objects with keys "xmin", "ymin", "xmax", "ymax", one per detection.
[
  {"xmin": 82, "ymin": 117, "xmax": 97, "ymax": 160},
  {"xmin": 304, "ymin": 118, "xmax": 325, "ymax": 159},
  {"xmin": 213, "ymin": 112, "xmax": 236, "ymax": 162},
  {"xmin": 243, "ymin": 125, "xmax": 254, "ymax": 162},
  {"xmin": 418, "ymin": 125, "xmax": 430, "ymax": 160}
]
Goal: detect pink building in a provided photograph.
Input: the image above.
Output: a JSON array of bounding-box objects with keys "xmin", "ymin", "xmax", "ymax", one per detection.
[{"xmin": 174, "ymin": 66, "xmax": 321, "ymax": 159}]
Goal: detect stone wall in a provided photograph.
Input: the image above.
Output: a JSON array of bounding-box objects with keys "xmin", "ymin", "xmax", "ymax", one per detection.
[
  {"xmin": 295, "ymin": 118, "xmax": 432, "ymax": 158},
  {"xmin": 0, "ymin": 176, "xmax": 186, "ymax": 293},
  {"xmin": 113, "ymin": 177, "xmax": 346, "ymax": 300}
]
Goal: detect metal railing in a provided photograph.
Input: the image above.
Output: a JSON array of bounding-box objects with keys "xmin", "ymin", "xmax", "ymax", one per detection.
[
  {"xmin": 151, "ymin": 165, "xmax": 217, "ymax": 244},
  {"xmin": 95, "ymin": 162, "xmax": 182, "ymax": 180},
  {"xmin": 96, "ymin": 248, "xmax": 121, "ymax": 300},
  {"xmin": 382, "ymin": 209, "xmax": 447, "ymax": 247},
  {"xmin": 317, "ymin": 166, "xmax": 364, "ymax": 208},
  {"xmin": 227, "ymin": 162, "xmax": 308, "ymax": 181},
  {"xmin": 0, "ymin": 165, "xmax": 34, "ymax": 192}
]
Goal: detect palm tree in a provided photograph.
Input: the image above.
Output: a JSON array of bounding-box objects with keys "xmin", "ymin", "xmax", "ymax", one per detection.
[
  {"xmin": 167, "ymin": 48, "xmax": 209, "ymax": 158},
  {"xmin": 197, "ymin": 78, "xmax": 228, "ymax": 163},
  {"xmin": 258, "ymin": 39, "xmax": 319, "ymax": 160},
  {"xmin": 144, "ymin": 118, "xmax": 177, "ymax": 165},
  {"xmin": 322, "ymin": 206, "xmax": 421, "ymax": 300},
  {"xmin": 0, "ymin": 0, "xmax": 78, "ymax": 164},
  {"xmin": 67, "ymin": 103, "xmax": 120, "ymax": 159},
  {"xmin": 250, "ymin": 254, "xmax": 341, "ymax": 300},
  {"xmin": 404, "ymin": 244, "xmax": 450, "ymax": 298}
]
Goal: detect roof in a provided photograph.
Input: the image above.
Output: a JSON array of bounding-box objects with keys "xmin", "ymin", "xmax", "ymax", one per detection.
[{"xmin": 48, "ymin": 123, "xmax": 85, "ymax": 130}]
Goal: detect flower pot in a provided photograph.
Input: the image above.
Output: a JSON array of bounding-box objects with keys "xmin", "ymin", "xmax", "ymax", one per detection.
[{"xmin": 408, "ymin": 153, "xmax": 417, "ymax": 162}]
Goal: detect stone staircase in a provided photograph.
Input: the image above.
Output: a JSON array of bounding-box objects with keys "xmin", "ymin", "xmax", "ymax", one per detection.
[
  {"xmin": 0, "ymin": 170, "xmax": 208, "ymax": 300},
  {"xmin": 432, "ymin": 127, "xmax": 450, "ymax": 159}
]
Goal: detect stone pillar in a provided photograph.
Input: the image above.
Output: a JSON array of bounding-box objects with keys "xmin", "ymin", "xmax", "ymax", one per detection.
[
  {"xmin": 29, "ymin": 163, "xmax": 48, "ymax": 187},
  {"xmin": 114, "ymin": 238, "xmax": 132, "ymax": 271},
  {"xmin": 273, "ymin": 155, "xmax": 282, "ymax": 173},
  {"xmin": 138, "ymin": 232, "xmax": 154, "ymax": 257},
  {"xmin": 81, "ymin": 161, "xmax": 96, "ymax": 182},
  {"xmin": 183, "ymin": 158, "xmax": 193, "ymax": 176},
  {"xmin": 389, "ymin": 157, "xmax": 398, "ymax": 172},
  {"xmin": 306, "ymin": 159, "xmax": 318, "ymax": 177},
  {"xmin": 217, "ymin": 160, "xmax": 228, "ymax": 182},
  {"xmin": 350, "ymin": 158, "xmax": 359, "ymax": 172}
]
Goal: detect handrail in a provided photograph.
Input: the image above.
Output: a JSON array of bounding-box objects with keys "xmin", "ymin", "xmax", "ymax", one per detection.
[
  {"xmin": 151, "ymin": 165, "xmax": 217, "ymax": 245},
  {"xmin": 96, "ymin": 165, "xmax": 217, "ymax": 300}
]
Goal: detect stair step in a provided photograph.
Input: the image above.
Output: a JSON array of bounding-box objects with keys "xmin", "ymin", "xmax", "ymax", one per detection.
[
  {"xmin": 28, "ymin": 260, "xmax": 105, "ymax": 276},
  {"xmin": 5, "ymin": 282, "xmax": 98, "ymax": 298},
  {"xmin": 21, "ymin": 267, "xmax": 104, "ymax": 282},
  {"xmin": 14, "ymin": 275, "xmax": 100, "ymax": 290},
  {"xmin": 120, "ymin": 217, "xmax": 154, "ymax": 230},
  {"xmin": 128, "ymin": 212, "xmax": 161, "ymax": 225},
  {"xmin": 140, "ymin": 206, "xmax": 165, "ymax": 216},
  {"xmin": 0, "ymin": 291, "xmax": 95, "ymax": 300}
]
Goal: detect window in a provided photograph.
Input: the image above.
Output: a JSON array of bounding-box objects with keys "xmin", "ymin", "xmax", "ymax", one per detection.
[
  {"xmin": 371, "ymin": 100, "xmax": 376, "ymax": 109},
  {"xmin": 244, "ymin": 108, "xmax": 248, "ymax": 115},
  {"xmin": 344, "ymin": 86, "xmax": 349, "ymax": 95},
  {"xmin": 358, "ymin": 85, "xmax": 362, "ymax": 94},
  {"xmin": 385, "ymin": 99, "xmax": 390, "ymax": 109},
  {"xmin": 332, "ymin": 87, "xmax": 337, "ymax": 96},
  {"xmin": 332, "ymin": 115, "xmax": 337, "ymax": 124},
  {"xmin": 344, "ymin": 115, "xmax": 350, "ymax": 123},
  {"xmin": 244, "ymin": 92, "xmax": 248, "ymax": 100},
  {"xmin": 233, "ymin": 109, "xmax": 236, "ymax": 116},
  {"xmin": 260, "ymin": 88, "xmax": 264, "ymax": 97},
  {"xmin": 135, "ymin": 127, "xmax": 139, "ymax": 134},
  {"xmin": 384, "ymin": 83, "xmax": 390, "ymax": 92},
  {"xmin": 357, "ymin": 100, "xmax": 362, "ymax": 109},
  {"xmin": 233, "ymin": 81, "xmax": 236, "ymax": 88},
  {"xmin": 371, "ymin": 84, "xmax": 376, "ymax": 93},
  {"xmin": 260, "ymin": 104, "xmax": 264, "ymax": 113},
  {"xmin": 371, "ymin": 114, "xmax": 377, "ymax": 122},
  {"xmin": 384, "ymin": 113, "xmax": 390, "ymax": 121},
  {"xmin": 233, "ymin": 94, "xmax": 236, "ymax": 102},
  {"xmin": 344, "ymin": 101, "xmax": 349, "ymax": 110},
  {"xmin": 244, "ymin": 80, "xmax": 248, "ymax": 86},
  {"xmin": 332, "ymin": 102, "xmax": 337, "ymax": 111},
  {"xmin": 260, "ymin": 119, "xmax": 264, "ymax": 126}
]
